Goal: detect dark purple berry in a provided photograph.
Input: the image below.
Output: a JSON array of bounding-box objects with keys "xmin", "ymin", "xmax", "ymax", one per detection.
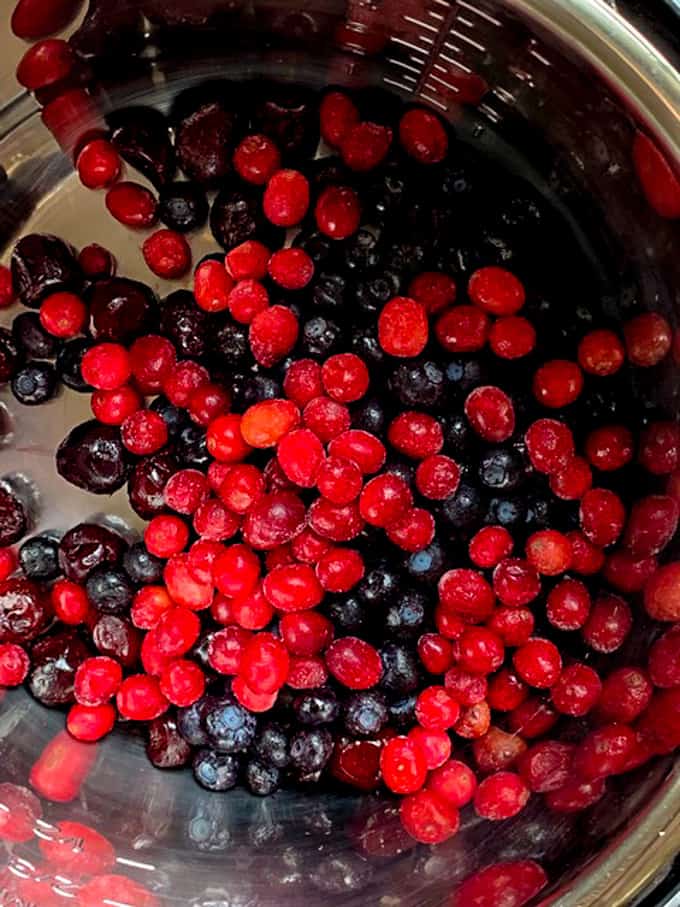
[
  {"xmin": 18, "ymin": 535, "xmax": 61, "ymax": 581},
  {"xmin": 58, "ymin": 522, "xmax": 126, "ymax": 583},
  {"xmin": 11, "ymin": 233, "xmax": 80, "ymax": 308},
  {"xmin": 0, "ymin": 328, "xmax": 22, "ymax": 382},
  {"xmin": 146, "ymin": 714, "xmax": 193, "ymax": 768},
  {"xmin": 29, "ymin": 630, "xmax": 91, "ymax": 706},
  {"xmin": 12, "ymin": 312, "xmax": 61, "ymax": 359},
  {"xmin": 0, "ymin": 577, "xmax": 49, "ymax": 643},
  {"xmin": 56, "ymin": 420, "xmax": 132, "ymax": 495},
  {"xmin": 89, "ymin": 277, "xmax": 158, "ymax": 342},
  {"xmin": 193, "ymin": 748, "xmax": 239, "ymax": 791},
  {"xmin": 127, "ymin": 450, "xmax": 178, "ymax": 519},
  {"xmin": 56, "ymin": 338, "xmax": 93, "ymax": 392},
  {"xmin": 108, "ymin": 105, "xmax": 176, "ymax": 188},
  {"xmin": 0, "ymin": 486, "xmax": 28, "ymax": 546},
  {"xmin": 160, "ymin": 290, "xmax": 208, "ymax": 358}
]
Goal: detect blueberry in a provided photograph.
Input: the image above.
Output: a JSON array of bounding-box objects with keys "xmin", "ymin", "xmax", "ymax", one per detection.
[
  {"xmin": 444, "ymin": 357, "xmax": 489, "ymax": 397},
  {"xmin": 389, "ymin": 359, "xmax": 446, "ymax": 410},
  {"xmin": 343, "ymin": 229, "xmax": 382, "ymax": 273},
  {"xmin": 56, "ymin": 338, "xmax": 93, "ymax": 392},
  {"xmin": 293, "ymin": 688, "xmax": 340, "ymax": 725},
  {"xmin": 177, "ymin": 698, "xmax": 212, "ymax": 747},
  {"xmin": 354, "ymin": 271, "xmax": 400, "ymax": 317},
  {"xmin": 160, "ymin": 290, "xmax": 209, "ymax": 358},
  {"xmin": 175, "ymin": 424, "xmax": 210, "ymax": 470},
  {"xmin": 234, "ymin": 373, "xmax": 282, "ymax": 410},
  {"xmin": 253, "ymin": 723, "xmax": 290, "ymax": 769},
  {"xmin": 388, "ymin": 693, "xmax": 418, "ymax": 728},
  {"xmin": 147, "ymin": 714, "xmax": 193, "ymax": 768},
  {"xmin": 0, "ymin": 486, "xmax": 28, "ymax": 546},
  {"xmin": 406, "ymin": 539, "xmax": 447, "ymax": 584},
  {"xmin": 11, "ymin": 361, "xmax": 58, "ymax": 405},
  {"xmin": 351, "ymin": 322, "xmax": 386, "ymax": 367},
  {"xmin": 245, "ymin": 759, "xmax": 280, "ymax": 796},
  {"xmin": 123, "ymin": 542, "xmax": 164, "ymax": 585},
  {"xmin": 0, "ymin": 328, "xmax": 21, "ymax": 383},
  {"xmin": 193, "ymin": 748, "xmax": 239, "ymax": 791},
  {"xmin": 300, "ymin": 315, "xmax": 344, "ymax": 359},
  {"xmin": 385, "ymin": 590, "xmax": 426, "ymax": 638},
  {"xmin": 524, "ymin": 493, "xmax": 560, "ymax": 530},
  {"xmin": 344, "ymin": 690, "xmax": 388, "ymax": 737},
  {"xmin": 149, "ymin": 395, "xmax": 189, "ymax": 438},
  {"xmin": 357, "ymin": 562, "xmax": 401, "ymax": 607},
  {"xmin": 108, "ymin": 105, "xmax": 175, "ymax": 188},
  {"xmin": 204, "ymin": 698, "xmax": 257, "ymax": 753},
  {"xmin": 18, "ymin": 535, "xmax": 61, "ymax": 581},
  {"xmin": 12, "ymin": 312, "xmax": 61, "ymax": 359},
  {"xmin": 441, "ymin": 413, "xmax": 475, "ymax": 458},
  {"xmin": 437, "ymin": 481, "xmax": 484, "ymax": 531},
  {"xmin": 485, "ymin": 496, "xmax": 527, "ymax": 529},
  {"xmin": 58, "ymin": 522, "xmax": 127, "ymax": 583},
  {"xmin": 86, "ymin": 567, "xmax": 134, "ymax": 615},
  {"xmin": 322, "ymin": 595, "xmax": 366, "ymax": 635},
  {"xmin": 365, "ymin": 163, "xmax": 409, "ymax": 223},
  {"xmin": 292, "ymin": 229, "xmax": 335, "ymax": 266},
  {"xmin": 478, "ymin": 447, "xmax": 527, "ymax": 492},
  {"xmin": 208, "ymin": 318, "xmax": 250, "ymax": 369},
  {"xmin": 384, "ymin": 456, "xmax": 415, "ymax": 486},
  {"xmin": 57, "ymin": 421, "xmax": 132, "ymax": 494},
  {"xmin": 311, "ymin": 272, "xmax": 347, "ymax": 310},
  {"xmin": 89, "ymin": 278, "xmax": 158, "ymax": 342},
  {"xmin": 158, "ymin": 180, "xmax": 209, "ymax": 233},
  {"xmin": 289, "ymin": 728, "xmax": 334, "ymax": 773},
  {"xmin": 352, "ymin": 397, "xmax": 386, "ymax": 435},
  {"xmin": 11, "ymin": 233, "xmax": 80, "ymax": 308},
  {"xmin": 379, "ymin": 643, "xmax": 420, "ymax": 694},
  {"xmin": 383, "ymin": 240, "xmax": 428, "ymax": 277},
  {"xmin": 128, "ymin": 450, "xmax": 178, "ymax": 518}
]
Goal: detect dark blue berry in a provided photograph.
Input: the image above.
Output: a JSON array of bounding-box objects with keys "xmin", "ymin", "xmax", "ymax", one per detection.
[
  {"xmin": 204, "ymin": 698, "xmax": 257, "ymax": 753},
  {"xmin": 379, "ymin": 643, "xmax": 420, "ymax": 694},
  {"xmin": 18, "ymin": 535, "xmax": 60, "ymax": 581},
  {"xmin": 252, "ymin": 723, "xmax": 289, "ymax": 769},
  {"xmin": 12, "ymin": 312, "xmax": 61, "ymax": 359},
  {"xmin": 245, "ymin": 759, "xmax": 280, "ymax": 796},
  {"xmin": 56, "ymin": 338, "xmax": 93, "ymax": 392},
  {"xmin": 390, "ymin": 359, "xmax": 446, "ymax": 410},
  {"xmin": 192, "ymin": 748, "xmax": 239, "ymax": 791},
  {"xmin": 11, "ymin": 361, "xmax": 58, "ymax": 405},
  {"xmin": 289, "ymin": 728, "xmax": 334, "ymax": 774},
  {"xmin": 123, "ymin": 542, "xmax": 164, "ymax": 585},
  {"xmin": 344, "ymin": 690, "xmax": 388, "ymax": 737},
  {"xmin": 85, "ymin": 567, "xmax": 134, "ymax": 615},
  {"xmin": 293, "ymin": 688, "xmax": 340, "ymax": 725},
  {"xmin": 158, "ymin": 181, "xmax": 209, "ymax": 233}
]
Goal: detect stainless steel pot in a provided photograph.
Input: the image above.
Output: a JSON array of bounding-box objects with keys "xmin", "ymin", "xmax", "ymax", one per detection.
[{"xmin": 0, "ymin": 1, "xmax": 678, "ymax": 904}]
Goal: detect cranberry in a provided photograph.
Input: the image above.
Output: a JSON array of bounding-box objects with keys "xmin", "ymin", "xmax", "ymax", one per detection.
[
  {"xmin": 551, "ymin": 663, "xmax": 602, "ymax": 716},
  {"xmin": 105, "ymin": 182, "xmax": 158, "ymax": 229},
  {"xmin": 465, "ymin": 385, "xmax": 515, "ymax": 442},
  {"xmin": 249, "ymin": 304, "xmax": 299, "ymax": 367},
  {"xmin": 415, "ymin": 685, "xmax": 460, "ymax": 730},
  {"xmin": 280, "ymin": 611, "xmax": 334, "ymax": 656},
  {"xmin": 326, "ymin": 637, "xmax": 382, "ymax": 689},
  {"xmin": 315, "ymin": 185, "xmax": 361, "ymax": 239},
  {"xmin": 216, "ymin": 464, "xmax": 263, "ymax": 515},
  {"xmin": 457, "ymin": 627, "xmax": 504, "ymax": 674},
  {"xmin": 320, "ymin": 91, "xmax": 360, "ymax": 146},
  {"xmin": 328, "ymin": 429, "xmax": 386, "ymax": 473},
  {"xmin": 340, "ymin": 122, "xmax": 392, "ymax": 171},
  {"xmin": 582, "ymin": 594, "xmax": 632, "ymax": 652},
  {"xmin": 0, "ymin": 549, "xmax": 16, "ymax": 583},
  {"xmin": 131, "ymin": 586, "xmax": 172, "ymax": 629},
  {"xmin": 567, "ymin": 530, "xmax": 605, "ymax": 574},
  {"xmin": 77, "ymin": 140, "xmax": 121, "ymax": 190},
  {"xmin": 545, "ymin": 777, "xmax": 606, "ymax": 814},
  {"xmin": 289, "ymin": 528, "xmax": 329, "ymax": 565},
  {"xmin": 585, "ymin": 424, "xmax": 634, "ymax": 472},
  {"xmin": 283, "ymin": 359, "xmax": 323, "ymax": 406},
  {"xmin": 240, "ymin": 632, "xmax": 290, "ymax": 693},
  {"xmin": 517, "ymin": 740, "xmax": 574, "ymax": 793},
  {"xmin": 225, "ymin": 240, "xmax": 269, "ymax": 281},
  {"xmin": 159, "ymin": 658, "xmax": 205, "ymax": 707},
  {"xmin": 39, "ymin": 291, "xmax": 87, "ymax": 338},
  {"xmin": 11, "ymin": 0, "xmax": 82, "ymax": 39},
  {"xmin": 316, "ymin": 456, "xmax": 363, "ymax": 505},
  {"xmin": 378, "ymin": 297, "xmax": 429, "ymax": 358},
  {"xmin": 507, "ymin": 696, "xmax": 559, "ymax": 738},
  {"xmin": 116, "ymin": 674, "xmax": 168, "ymax": 721},
  {"xmin": 604, "ymin": 549, "xmax": 657, "ymax": 593},
  {"xmin": 487, "ymin": 608, "xmax": 535, "ymax": 647},
  {"xmin": 408, "ymin": 272, "xmax": 456, "ymax": 314},
  {"xmin": 455, "ymin": 700, "xmax": 491, "ymax": 739},
  {"xmin": 0, "ymin": 266, "xmax": 15, "ymax": 309},
  {"xmin": 206, "ymin": 413, "xmax": 252, "ymax": 463},
  {"xmin": 74, "ymin": 656, "xmax": 122, "ymax": 707},
  {"xmin": 468, "ymin": 526, "xmax": 513, "ymax": 568},
  {"xmin": 572, "ymin": 723, "xmax": 637, "ymax": 780},
  {"xmin": 623, "ymin": 494, "xmax": 679, "ymax": 557},
  {"xmin": 408, "ymin": 726, "xmax": 452, "ymax": 770},
  {"xmin": 643, "ymin": 562, "xmax": 680, "ymax": 621},
  {"xmin": 546, "ymin": 577, "xmax": 591, "ymax": 630},
  {"xmin": 163, "ymin": 359, "xmax": 210, "ymax": 407},
  {"xmin": 121, "ymin": 410, "xmax": 168, "ymax": 455},
  {"xmin": 427, "ymin": 759, "xmax": 476, "ymax": 808},
  {"xmin": 493, "ymin": 558, "xmax": 541, "ymax": 607},
  {"xmin": 513, "ymin": 638, "xmax": 562, "ymax": 689},
  {"xmin": 268, "ymin": 248, "xmax": 314, "ymax": 291},
  {"xmin": 81, "ymin": 343, "xmax": 131, "ymax": 390},
  {"xmin": 400, "ymin": 789, "xmax": 459, "ymax": 844},
  {"xmin": 473, "ymin": 726, "xmax": 527, "ymax": 773},
  {"xmin": 489, "ymin": 315, "xmax": 536, "ymax": 359},
  {"xmin": 193, "ymin": 259, "xmax": 232, "ymax": 313},
  {"xmin": 78, "ymin": 243, "xmax": 115, "ymax": 279},
  {"xmin": 549, "ymin": 456, "xmax": 593, "ymax": 500},
  {"xmin": 640, "ymin": 422, "xmax": 680, "ymax": 480},
  {"xmin": 142, "ymin": 230, "xmax": 191, "ymax": 279},
  {"xmin": 241, "ymin": 399, "xmax": 300, "ymax": 449},
  {"xmin": 387, "ymin": 506, "xmax": 435, "ymax": 552},
  {"xmin": 0, "ymin": 783, "xmax": 41, "ymax": 842},
  {"xmin": 243, "ymin": 491, "xmax": 306, "ymax": 549},
  {"xmin": 597, "ymin": 666, "xmax": 653, "ymax": 723},
  {"xmin": 624, "ymin": 312, "xmax": 672, "ymax": 367},
  {"xmin": 533, "ymin": 359, "xmax": 583, "ymax": 408},
  {"xmin": 388, "ymin": 411, "xmax": 443, "ymax": 459},
  {"xmin": 144, "ymin": 514, "xmax": 189, "ymax": 558},
  {"xmin": 211, "ymin": 543, "xmax": 259, "ymax": 599},
  {"xmin": 359, "ymin": 473, "xmax": 412, "ymax": 527},
  {"xmin": 417, "ymin": 633, "xmax": 453, "ymax": 675},
  {"xmin": 0, "ymin": 643, "xmax": 29, "ymax": 686},
  {"xmin": 233, "ymin": 134, "xmax": 281, "ymax": 184},
  {"xmin": 91, "ymin": 385, "xmax": 141, "ymax": 425},
  {"xmin": 435, "ymin": 304, "xmax": 489, "ymax": 353},
  {"xmin": 632, "ymin": 131, "xmax": 680, "ymax": 219},
  {"xmin": 380, "ymin": 736, "xmax": 427, "ymax": 794},
  {"xmin": 193, "ymin": 499, "xmax": 240, "ymax": 542},
  {"xmin": 438, "ymin": 568, "xmax": 495, "ymax": 621},
  {"xmin": 648, "ymin": 627, "xmax": 680, "ymax": 690},
  {"xmin": 444, "ymin": 667, "xmax": 488, "ymax": 705},
  {"xmin": 304, "ymin": 396, "xmax": 352, "ymax": 442},
  {"xmin": 285, "ymin": 654, "xmax": 328, "ymax": 689},
  {"xmin": 316, "ymin": 547, "xmax": 365, "ymax": 592},
  {"xmin": 263, "ymin": 169, "xmax": 310, "ymax": 226},
  {"xmin": 637, "ymin": 688, "xmax": 680, "ymax": 754},
  {"xmin": 579, "ymin": 488, "xmax": 625, "ymax": 547},
  {"xmin": 17, "ymin": 38, "xmax": 74, "ymax": 90},
  {"xmin": 66, "ymin": 702, "xmax": 116, "ymax": 741},
  {"xmin": 468, "ymin": 266, "xmax": 525, "ymax": 315},
  {"xmin": 277, "ymin": 428, "xmax": 325, "ymax": 488},
  {"xmin": 473, "ymin": 771, "xmax": 529, "ymax": 820},
  {"xmin": 232, "ymin": 674, "xmax": 279, "ymax": 710},
  {"xmin": 525, "ymin": 418, "xmax": 575, "ymax": 474},
  {"xmin": 487, "ymin": 668, "xmax": 528, "ymax": 711},
  {"xmin": 262, "ymin": 562, "xmax": 323, "ymax": 611},
  {"xmin": 208, "ymin": 626, "xmax": 251, "ymax": 674},
  {"xmin": 399, "ymin": 108, "xmax": 448, "ymax": 164},
  {"xmin": 578, "ymin": 328, "xmax": 625, "ymax": 376}
]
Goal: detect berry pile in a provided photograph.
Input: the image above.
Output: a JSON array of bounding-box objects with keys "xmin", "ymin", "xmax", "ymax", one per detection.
[{"xmin": 0, "ymin": 82, "xmax": 679, "ymax": 857}]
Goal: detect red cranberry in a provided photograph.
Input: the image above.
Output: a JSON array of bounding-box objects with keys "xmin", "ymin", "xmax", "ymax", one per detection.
[
  {"xmin": 489, "ymin": 315, "xmax": 536, "ymax": 359},
  {"xmin": 487, "ymin": 668, "xmax": 528, "ymax": 712},
  {"xmin": 315, "ymin": 186, "xmax": 361, "ymax": 239},
  {"xmin": 487, "ymin": 608, "xmax": 535, "ymax": 647},
  {"xmin": 649, "ymin": 626, "xmax": 680, "ymax": 690},
  {"xmin": 321, "ymin": 353, "xmax": 369, "ymax": 403},
  {"xmin": 623, "ymin": 494, "xmax": 679, "ymax": 557},
  {"xmin": 105, "ymin": 182, "xmax": 158, "ymax": 229},
  {"xmin": 408, "ymin": 272, "xmax": 456, "ymax": 314},
  {"xmin": 233, "ymin": 134, "xmax": 281, "ymax": 184},
  {"xmin": 206, "ymin": 413, "xmax": 251, "ymax": 463},
  {"xmin": 517, "ymin": 740, "xmax": 575, "ymax": 793},
  {"xmin": 400, "ymin": 790, "xmax": 459, "ymax": 844},
  {"xmin": 91, "ymin": 385, "xmax": 141, "ymax": 425},
  {"xmin": 513, "ymin": 638, "xmax": 562, "ymax": 689},
  {"xmin": 639, "ymin": 420, "xmax": 680, "ymax": 475},
  {"xmin": 493, "ymin": 558, "xmax": 541, "ymax": 607},
  {"xmin": 290, "ymin": 527, "xmax": 331, "ymax": 564},
  {"xmin": 473, "ymin": 771, "xmax": 529, "ymax": 820},
  {"xmin": 456, "ymin": 627, "xmax": 504, "ymax": 675},
  {"xmin": 249, "ymin": 304, "xmax": 299, "ymax": 367},
  {"xmin": 142, "ymin": 229, "xmax": 192, "ymax": 279},
  {"xmin": 81, "ymin": 343, "xmax": 131, "ymax": 390},
  {"xmin": 77, "ymin": 140, "xmax": 121, "ymax": 190},
  {"xmin": 435, "ymin": 305, "xmax": 489, "ymax": 352},
  {"xmin": 632, "ymin": 131, "xmax": 680, "ymax": 219},
  {"xmin": 316, "ymin": 455, "xmax": 363, "ymax": 505},
  {"xmin": 582, "ymin": 594, "xmax": 632, "ymax": 652},
  {"xmin": 386, "ymin": 507, "xmax": 435, "ymax": 552},
  {"xmin": 38, "ymin": 820, "xmax": 115, "ymax": 877},
  {"xmin": 232, "ymin": 674, "xmax": 279, "ymax": 711},
  {"xmin": 241, "ymin": 399, "xmax": 300, "ymax": 449},
  {"xmin": 507, "ymin": 696, "xmax": 559, "ymax": 739},
  {"xmin": 399, "ymin": 108, "xmax": 448, "ymax": 164},
  {"xmin": 359, "ymin": 473, "xmax": 412, "ymax": 527},
  {"xmin": 415, "ymin": 685, "xmax": 460, "ymax": 730},
  {"xmin": 545, "ymin": 777, "xmax": 606, "ymax": 813},
  {"xmin": 0, "ymin": 643, "xmax": 29, "ymax": 686},
  {"xmin": 328, "ymin": 429, "xmax": 386, "ymax": 473},
  {"xmin": 17, "ymin": 38, "xmax": 74, "ymax": 90},
  {"xmin": 131, "ymin": 586, "xmax": 172, "ymax": 630},
  {"xmin": 464, "ymin": 385, "xmax": 515, "ymax": 442},
  {"xmin": 572, "ymin": 724, "xmax": 637, "ymax": 781},
  {"xmin": 116, "ymin": 674, "xmax": 168, "ymax": 721},
  {"xmin": 546, "ymin": 577, "xmax": 591, "ymax": 630},
  {"xmin": 319, "ymin": 91, "xmax": 360, "ymax": 146},
  {"xmin": 226, "ymin": 240, "xmax": 270, "ymax": 280},
  {"xmin": 263, "ymin": 169, "xmax": 310, "ymax": 226},
  {"xmin": 468, "ymin": 266, "xmax": 525, "ymax": 315},
  {"xmin": 579, "ymin": 488, "xmax": 625, "ymax": 547},
  {"xmin": 525, "ymin": 418, "xmax": 575, "ymax": 474},
  {"xmin": 283, "ymin": 358, "xmax": 323, "ymax": 406},
  {"xmin": 0, "ymin": 549, "xmax": 16, "ymax": 583},
  {"xmin": 163, "ymin": 359, "xmax": 209, "ymax": 407},
  {"xmin": 444, "ymin": 666, "xmax": 488, "ymax": 705},
  {"xmin": 212, "ymin": 543, "xmax": 260, "ymax": 599},
  {"xmin": 603, "ymin": 549, "xmax": 657, "ymax": 593},
  {"xmin": 415, "ymin": 454, "xmax": 460, "ymax": 500},
  {"xmin": 316, "ymin": 547, "xmax": 364, "ymax": 592},
  {"xmin": 326, "ymin": 637, "xmax": 382, "ymax": 689},
  {"xmin": 304, "ymin": 396, "xmax": 351, "ymax": 442},
  {"xmin": 67, "ymin": 703, "xmax": 116, "ymax": 741},
  {"xmin": 388, "ymin": 411, "xmax": 443, "ymax": 459},
  {"xmin": 532, "ymin": 359, "xmax": 583, "ymax": 408},
  {"xmin": 193, "ymin": 259, "xmax": 233, "ymax": 313},
  {"xmin": 525, "ymin": 529, "xmax": 572, "ymax": 576},
  {"xmin": 549, "ymin": 456, "xmax": 593, "ymax": 500},
  {"xmin": 624, "ymin": 312, "xmax": 672, "ymax": 367},
  {"xmin": 144, "ymin": 514, "xmax": 189, "ymax": 558},
  {"xmin": 285, "ymin": 654, "xmax": 328, "ymax": 689},
  {"xmin": 159, "ymin": 658, "xmax": 205, "ymax": 707},
  {"xmin": 637, "ymin": 688, "xmax": 680, "ymax": 754},
  {"xmin": 78, "ymin": 243, "xmax": 115, "ymax": 279},
  {"xmin": 585, "ymin": 424, "xmax": 634, "ymax": 471},
  {"xmin": 268, "ymin": 248, "xmax": 314, "ymax": 290},
  {"xmin": 240, "ymin": 632, "xmax": 290, "ymax": 693},
  {"xmin": 378, "ymin": 297, "xmax": 429, "ymax": 358},
  {"xmin": 417, "ymin": 633, "xmax": 453, "ymax": 675},
  {"xmin": 643, "ymin": 562, "xmax": 680, "ymax": 621},
  {"xmin": 0, "ymin": 266, "xmax": 15, "ymax": 309},
  {"xmin": 242, "ymin": 491, "xmax": 306, "ymax": 550},
  {"xmin": 551, "ymin": 663, "xmax": 602, "ymax": 716},
  {"xmin": 280, "ymin": 611, "xmax": 334, "ymax": 656},
  {"xmin": 227, "ymin": 278, "xmax": 270, "ymax": 325},
  {"xmin": 427, "ymin": 759, "xmax": 477, "ymax": 808},
  {"xmin": 208, "ymin": 626, "xmax": 251, "ymax": 674},
  {"xmin": 578, "ymin": 328, "xmax": 625, "ymax": 375},
  {"xmin": 408, "ymin": 726, "xmax": 452, "ymax": 770},
  {"xmin": 566, "ymin": 530, "xmax": 605, "ymax": 574},
  {"xmin": 74, "ymin": 656, "xmax": 122, "ymax": 707},
  {"xmin": 379, "ymin": 736, "xmax": 427, "ymax": 794},
  {"xmin": 277, "ymin": 428, "xmax": 325, "ymax": 487},
  {"xmin": 39, "ymin": 291, "xmax": 87, "ymax": 338},
  {"xmin": 439, "ymin": 568, "xmax": 495, "ymax": 621},
  {"xmin": 597, "ymin": 666, "xmax": 653, "ymax": 723},
  {"xmin": 121, "ymin": 409, "xmax": 168, "ymax": 455},
  {"xmin": 469, "ymin": 526, "xmax": 513, "ymax": 568},
  {"xmin": 340, "ymin": 122, "xmax": 392, "ymax": 171},
  {"xmin": 262, "ymin": 563, "xmax": 323, "ymax": 611},
  {"xmin": 164, "ymin": 553, "xmax": 214, "ymax": 610}
]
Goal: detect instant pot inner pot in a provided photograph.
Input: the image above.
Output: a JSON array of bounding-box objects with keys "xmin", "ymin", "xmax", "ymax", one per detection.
[{"xmin": 0, "ymin": 0, "xmax": 678, "ymax": 904}]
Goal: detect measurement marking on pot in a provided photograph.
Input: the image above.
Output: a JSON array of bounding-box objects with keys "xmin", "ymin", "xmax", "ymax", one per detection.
[
  {"xmin": 387, "ymin": 57, "xmax": 423, "ymax": 75},
  {"xmin": 450, "ymin": 29, "xmax": 486, "ymax": 51},
  {"xmin": 457, "ymin": 0, "xmax": 502, "ymax": 25},
  {"xmin": 403, "ymin": 15, "xmax": 439, "ymax": 32}
]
